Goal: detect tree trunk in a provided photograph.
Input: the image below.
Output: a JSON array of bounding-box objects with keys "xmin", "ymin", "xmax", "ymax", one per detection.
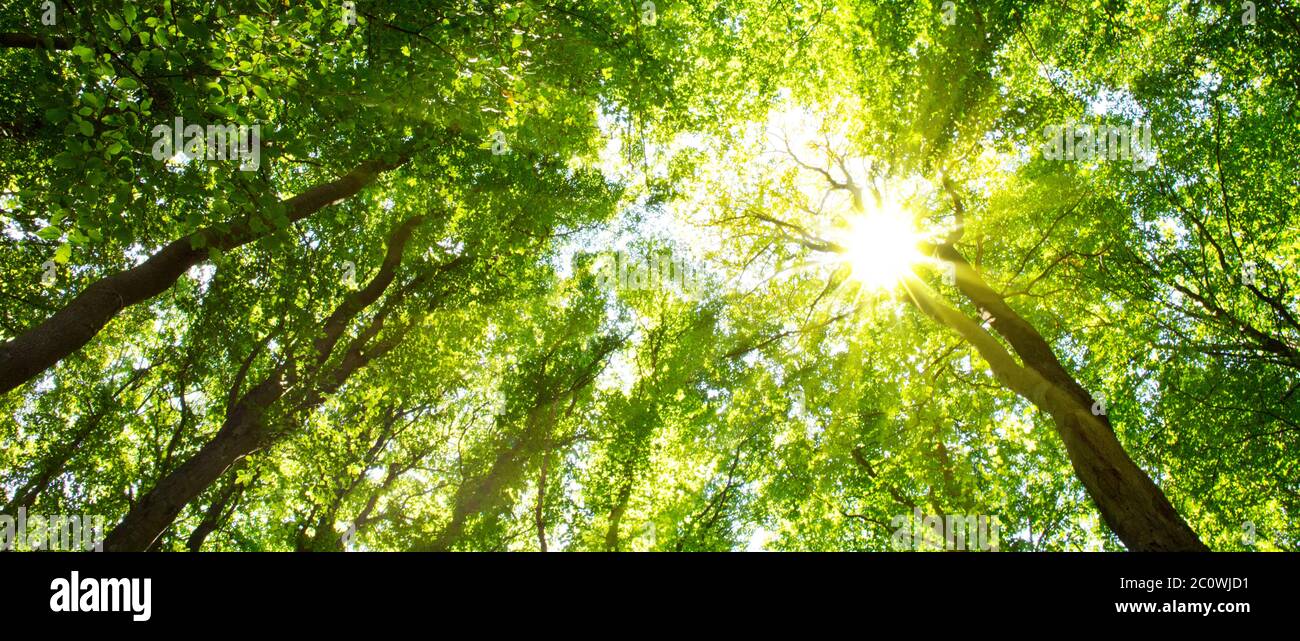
[
  {"xmin": 1, "ymin": 367, "xmax": 151, "ymax": 514},
  {"xmin": 604, "ymin": 480, "xmax": 633, "ymax": 551},
  {"xmin": 298, "ymin": 414, "xmax": 399, "ymax": 551},
  {"xmin": 535, "ymin": 446, "xmax": 550, "ymax": 552},
  {"xmin": 421, "ymin": 433, "xmax": 534, "ymax": 552},
  {"xmin": 936, "ymin": 244, "xmax": 1117, "ymax": 431},
  {"xmin": 103, "ymin": 376, "xmax": 283, "ymax": 552},
  {"xmin": 185, "ymin": 466, "xmax": 250, "ymax": 552},
  {"xmin": 103, "ymin": 216, "xmax": 423, "ymax": 551},
  {"xmin": 0, "ymin": 153, "xmax": 407, "ymax": 394},
  {"xmin": 3, "ymin": 412, "xmax": 101, "ymax": 514},
  {"xmin": 905, "ymin": 277, "xmax": 1207, "ymax": 551}
]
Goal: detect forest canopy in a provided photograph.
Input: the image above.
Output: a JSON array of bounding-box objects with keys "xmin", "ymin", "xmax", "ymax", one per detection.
[{"xmin": 0, "ymin": 0, "xmax": 1297, "ymax": 552}]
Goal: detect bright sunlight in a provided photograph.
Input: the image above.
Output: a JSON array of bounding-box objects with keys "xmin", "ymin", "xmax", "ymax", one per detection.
[{"xmin": 839, "ymin": 202, "xmax": 924, "ymax": 290}]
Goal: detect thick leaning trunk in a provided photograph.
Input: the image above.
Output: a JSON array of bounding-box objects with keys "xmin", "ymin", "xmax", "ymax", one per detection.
[
  {"xmin": 936, "ymin": 244, "xmax": 1115, "ymax": 429},
  {"xmin": 103, "ymin": 216, "xmax": 424, "ymax": 551},
  {"xmin": 906, "ymin": 277, "xmax": 1206, "ymax": 551},
  {"xmin": 0, "ymin": 154, "xmax": 407, "ymax": 394},
  {"xmin": 109, "ymin": 329, "xmax": 407, "ymax": 552},
  {"xmin": 103, "ymin": 377, "xmax": 284, "ymax": 551}
]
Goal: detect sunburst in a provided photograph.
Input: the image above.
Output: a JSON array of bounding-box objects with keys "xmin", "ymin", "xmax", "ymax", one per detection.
[{"xmin": 838, "ymin": 201, "xmax": 924, "ymax": 290}]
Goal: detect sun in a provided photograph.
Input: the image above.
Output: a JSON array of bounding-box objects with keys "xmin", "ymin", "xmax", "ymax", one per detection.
[{"xmin": 839, "ymin": 204, "xmax": 924, "ymax": 290}]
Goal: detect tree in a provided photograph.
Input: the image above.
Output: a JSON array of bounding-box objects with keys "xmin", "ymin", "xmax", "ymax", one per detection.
[{"xmin": 3, "ymin": 1, "xmax": 1295, "ymax": 552}]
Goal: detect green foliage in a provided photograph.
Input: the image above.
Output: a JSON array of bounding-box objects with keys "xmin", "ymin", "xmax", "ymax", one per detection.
[{"xmin": 1, "ymin": 0, "xmax": 1295, "ymax": 551}]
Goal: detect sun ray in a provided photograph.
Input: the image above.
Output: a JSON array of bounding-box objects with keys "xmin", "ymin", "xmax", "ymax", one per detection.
[{"xmin": 837, "ymin": 201, "xmax": 925, "ymax": 291}]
